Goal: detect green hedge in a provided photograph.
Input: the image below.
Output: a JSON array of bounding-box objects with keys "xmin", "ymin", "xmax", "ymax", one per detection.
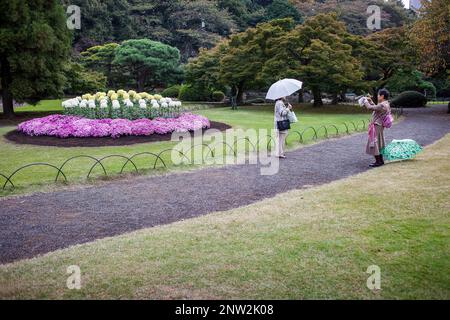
[
  {"xmin": 178, "ymin": 84, "xmax": 211, "ymax": 101},
  {"xmin": 161, "ymin": 85, "xmax": 181, "ymax": 98},
  {"xmin": 212, "ymin": 91, "xmax": 225, "ymax": 102},
  {"xmin": 391, "ymin": 91, "xmax": 427, "ymax": 108}
]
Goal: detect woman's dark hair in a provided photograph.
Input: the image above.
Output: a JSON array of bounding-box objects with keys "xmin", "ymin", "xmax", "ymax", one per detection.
[{"xmin": 378, "ymin": 88, "xmax": 390, "ymax": 100}]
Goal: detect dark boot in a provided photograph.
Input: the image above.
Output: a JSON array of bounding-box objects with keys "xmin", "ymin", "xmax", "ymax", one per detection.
[
  {"xmin": 369, "ymin": 155, "xmax": 383, "ymax": 167},
  {"xmin": 379, "ymin": 155, "xmax": 385, "ymax": 165}
]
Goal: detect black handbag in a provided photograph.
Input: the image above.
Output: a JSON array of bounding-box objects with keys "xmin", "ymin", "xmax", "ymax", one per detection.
[{"xmin": 277, "ymin": 119, "xmax": 291, "ymax": 131}]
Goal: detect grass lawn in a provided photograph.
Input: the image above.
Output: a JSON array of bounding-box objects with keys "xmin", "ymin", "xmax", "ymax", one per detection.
[
  {"xmin": 14, "ymin": 99, "xmax": 64, "ymax": 113},
  {"xmin": 0, "ymin": 101, "xmax": 371, "ymax": 197},
  {"xmin": 1, "ymin": 134, "xmax": 448, "ymax": 299}
]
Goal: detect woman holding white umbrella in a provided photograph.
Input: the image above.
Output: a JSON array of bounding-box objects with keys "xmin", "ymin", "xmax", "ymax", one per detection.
[
  {"xmin": 266, "ymin": 79, "xmax": 302, "ymax": 159},
  {"xmin": 274, "ymin": 97, "xmax": 293, "ymax": 158}
]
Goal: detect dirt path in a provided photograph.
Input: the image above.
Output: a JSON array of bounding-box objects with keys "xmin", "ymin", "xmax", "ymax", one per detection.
[{"xmin": 1, "ymin": 106, "xmax": 449, "ymax": 264}]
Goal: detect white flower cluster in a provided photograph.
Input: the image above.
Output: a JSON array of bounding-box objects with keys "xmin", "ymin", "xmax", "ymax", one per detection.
[
  {"xmin": 62, "ymin": 97, "xmax": 82, "ymax": 108},
  {"xmin": 62, "ymin": 90, "xmax": 183, "ymax": 111},
  {"xmin": 149, "ymin": 97, "xmax": 182, "ymax": 109}
]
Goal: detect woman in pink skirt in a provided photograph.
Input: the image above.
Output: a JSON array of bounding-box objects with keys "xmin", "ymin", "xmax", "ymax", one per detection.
[{"xmin": 364, "ymin": 88, "xmax": 391, "ymax": 167}]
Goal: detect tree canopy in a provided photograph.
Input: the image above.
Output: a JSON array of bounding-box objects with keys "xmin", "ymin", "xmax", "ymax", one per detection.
[
  {"xmin": 411, "ymin": 0, "xmax": 450, "ymax": 76},
  {"xmin": 61, "ymin": 0, "xmax": 304, "ymax": 59},
  {"xmin": 186, "ymin": 18, "xmax": 296, "ymax": 103},
  {"xmin": 0, "ymin": 0, "xmax": 71, "ymax": 117},
  {"xmin": 113, "ymin": 39, "xmax": 182, "ymax": 91},
  {"xmin": 293, "ymin": 0, "xmax": 414, "ymax": 36}
]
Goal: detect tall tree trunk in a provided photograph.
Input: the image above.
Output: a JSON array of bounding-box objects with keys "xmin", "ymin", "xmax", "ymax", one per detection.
[
  {"xmin": 312, "ymin": 88, "xmax": 323, "ymax": 107},
  {"xmin": 1, "ymin": 57, "xmax": 14, "ymax": 118},
  {"xmin": 297, "ymin": 88, "xmax": 304, "ymax": 103},
  {"xmin": 371, "ymin": 87, "xmax": 379, "ymax": 104},
  {"xmin": 230, "ymin": 85, "xmax": 238, "ymax": 110},
  {"xmin": 137, "ymin": 72, "xmax": 145, "ymax": 92},
  {"xmin": 236, "ymin": 81, "xmax": 245, "ymax": 105},
  {"xmin": 331, "ymin": 92, "xmax": 339, "ymax": 105}
]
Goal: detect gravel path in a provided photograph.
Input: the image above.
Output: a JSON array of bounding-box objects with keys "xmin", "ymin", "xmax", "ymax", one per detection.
[{"xmin": 1, "ymin": 106, "xmax": 449, "ymax": 264}]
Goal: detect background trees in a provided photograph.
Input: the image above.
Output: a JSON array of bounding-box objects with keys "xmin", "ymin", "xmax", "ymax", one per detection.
[
  {"xmin": 186, "ymin": 18, "xmax": 295, "ymax": 103},
  {"xmin": 410, "ymin": 0, "xmax": 450, "ymax": 76},
  {"xmin": 61, "ymin": 0, "xmax": 304, "ymax": 59},
  {"xmin": 81, "ymin": 43, "xmax": 121, "ymax": 87},
  {"xmin": 361, "ymin": 27, "xmax": 416, "ymax": 101},
  {"xmin": 1, "ymin": 0, "xmax": 448, "ymax": 113},
  {"xmin": 113, "ymin": 39, "xmax": 182, "ymax": 91},
  {"xmin": 185, "ymin": 14, "xmax": 367, "ymax": 106},
  {"xmin": 0, "ymin": 0, "xmax": 71, "ymax": 117},
  {"xmin": 293, "ymin": 0, "xmax": 413, "ymax": 36},
  {"xmin": 263, "ymin": 14, "xmax": 365, "ymax": 106}
]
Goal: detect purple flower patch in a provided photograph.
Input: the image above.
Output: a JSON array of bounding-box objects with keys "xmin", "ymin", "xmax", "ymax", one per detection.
[{"xmin": 18, "ymin": 113, "xmax": 211, "ymax": 139}]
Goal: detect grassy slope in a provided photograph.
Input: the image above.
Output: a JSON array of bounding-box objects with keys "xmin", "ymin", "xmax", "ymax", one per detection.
[
  {"xmin": 1, "ymin": 134, "xmax": 448, "ymax": 299},
  {"xmin": 0, "ymin": 102, "xmax": 370, "ymax": 197}
]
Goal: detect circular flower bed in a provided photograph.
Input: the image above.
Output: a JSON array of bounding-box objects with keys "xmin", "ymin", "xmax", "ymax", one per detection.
[{"xmin": 18, "ymin": 113, "xmax": 210, "ymax": 139}]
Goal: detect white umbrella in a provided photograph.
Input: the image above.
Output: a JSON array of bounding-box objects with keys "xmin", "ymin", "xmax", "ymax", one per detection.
[{"xmin": 265, "ymin": 79, "xmax": 303, "ymax": 101}]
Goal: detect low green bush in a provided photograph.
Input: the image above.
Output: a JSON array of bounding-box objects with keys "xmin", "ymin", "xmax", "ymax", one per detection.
[
  {"xmin": 161, "ymin": 85, "xmax": 181, "ymax": 98},
  {"xmin": 178, "ymin": 84, "xmax": 211, "ymax": 101},
  {"xmin": 391, "ymin": 91, "xmax": 427, "ymax": 108},
  {"xmin": 212, "ymin": 91, "xmax": 225, "ymax": 102}
]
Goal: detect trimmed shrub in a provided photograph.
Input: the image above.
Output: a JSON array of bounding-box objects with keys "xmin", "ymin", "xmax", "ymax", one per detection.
[
  {"xmin": 63, "ymin": 62, "xmax": 107, "ymax": 95},
  {"xmin": 212, "ymin": 91, "xmax": 225, "ymax": 102},
  {"xmin": 391, "ymin": 91, "xmax": 427, "ymax": 108},
  {"xmin": 161, "ymin": 85, "xmax": 181, "ymax": 98},
  {"xmin": 178, "ymin": 84, "xmax": 211, "ymax": 101}
]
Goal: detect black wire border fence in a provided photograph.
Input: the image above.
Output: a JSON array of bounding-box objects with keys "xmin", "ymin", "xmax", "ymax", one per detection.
[{"xmin": 0, "ymin": 108, "xmax": 403, "ymax": 190}]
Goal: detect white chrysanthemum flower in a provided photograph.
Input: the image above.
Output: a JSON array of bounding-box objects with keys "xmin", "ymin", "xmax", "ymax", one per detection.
[
  {"xmin": 80, "ymin": 100, "xmax": 88, "ymax": 108},
  {"xmin": 161, "ymin": 102, "xmax": 168, "ymax": 108},
  {"xmin": 112, "ymin": 100, "xmax": 120, "ymax": 109},
  {"xmin": 169, "ymin": 101, "xmax": 176, "ymax": 107},
  {"xmin": 152, "ymin": 103, "xmax": 160, "ymax": 109},
  {"xmin": 139, "ymin": 102, "xmax": 147, "ymax": 109},
  {"xmin": 62, "ymin": 100, "xmax": 70, "ymax": 108},
  {"xmin": 72, "ymin": 98, "xmax": 80, "ymax": 106},
  {"xmin": 151, "ymin": 99, "xmax": 157, "ymax": 105},
  {"xmin": 88, "ymin": 101, "xmax": 96, "ymax": 109},
  {"xmin": 123, "ymin": 99, "xmax": 133, "ymax": 107}
]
